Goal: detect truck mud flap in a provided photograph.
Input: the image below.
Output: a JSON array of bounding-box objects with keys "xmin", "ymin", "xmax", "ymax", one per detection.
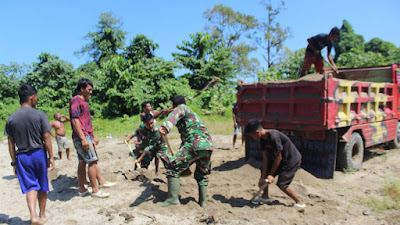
[
  {"xmin": 245, "ymin": 136, "xmax": 263, "ymax": 162},
  {"xmin": 245, "ymin": 130, "xmax": 337, "ymax": 179},
  {"xmin": 291, "ymin": 130, "xmax": 337, "ymax": 179}
]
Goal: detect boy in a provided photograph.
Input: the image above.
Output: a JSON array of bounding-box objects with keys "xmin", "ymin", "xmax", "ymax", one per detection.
[
  {"xmin": 300, "ymin": 27, "xmax": 340, "ymax": 77},
  {"xmin": 245, "ymin": 119, "xmax": 305, "ymax": 207},
  {"xmin": 232, "ymin": 102, "xmax": 244, "ymax": 150},
  {"xmin": 136, "ymin": 113, "xmax": 173, "ymax": 176},
  {"xmin": 50, "ymin": 112, "xmax": 71, "ymax": 160},
  {"xmin": 125, "ymin": 121, "xmax": 159, "ymax": 171}
]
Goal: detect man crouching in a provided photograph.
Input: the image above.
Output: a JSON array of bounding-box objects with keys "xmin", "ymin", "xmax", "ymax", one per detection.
[{"xmin": 245, "ymin": 119, "xmax": 305, "ymax": 208}]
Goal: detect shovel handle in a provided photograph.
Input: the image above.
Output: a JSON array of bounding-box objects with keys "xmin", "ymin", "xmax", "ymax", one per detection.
[
  {"xmin": 124, "ymin": 140, "xmax": 141, "ymax": 168},
  {"xmin": 250, "ymin": 180, "xmax": 269, "ymax": 202},
  {"xmin": 323, "ymin": 57, "xmax": 339, "ymax": 73},
  {"xmin": 163, "ymin": 135, "xmax": 174, "ymax": 156}
]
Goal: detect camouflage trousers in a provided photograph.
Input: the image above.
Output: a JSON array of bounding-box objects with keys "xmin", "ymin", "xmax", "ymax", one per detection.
[
  {"xmin": 135, "ymin": 141, "xmax": 153, "ymax": 168},
  {"xmin": 166, "ymin": 147, "xmax": 212, "ymax": 186}
]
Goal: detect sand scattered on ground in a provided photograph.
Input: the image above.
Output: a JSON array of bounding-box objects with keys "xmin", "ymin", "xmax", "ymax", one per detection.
[{"xmin": 1, "ymin": 134, "xmax": 400, "ymax": 224}]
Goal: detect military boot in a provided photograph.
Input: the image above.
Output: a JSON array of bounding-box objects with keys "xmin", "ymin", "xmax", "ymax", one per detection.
[
  {"xmin": 198, "ymin": 185, "xmax": 208, "ymax": 208},
  {"xmin": 158, "ymin": 177, "xmax": 180, "ymax": 207}
]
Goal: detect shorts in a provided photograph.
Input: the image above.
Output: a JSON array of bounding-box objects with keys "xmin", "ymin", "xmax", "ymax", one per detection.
[
  {"xmin": 56, "ymin": 135, "xmax": 70, "ymax": 152},
  {"xmin": 16, "ymin": 148, "xmax": 49, "ymax": 194},
  {"xmin": 73, "ymin": 136, "xmax": 98, "ymax": 163},
  {"xmin": 302, "ymin": 51, "xmax": 325, "ymax": 73},
  {"xmin": 260, "ymin": 161, "xmax": 301, "ymax": 189},
  {"xmin": 234, "ymin": 125, "xmax": 243, "ymax": 135}
]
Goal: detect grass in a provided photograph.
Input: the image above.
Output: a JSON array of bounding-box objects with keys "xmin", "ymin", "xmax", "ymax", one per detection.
[
  {"xmin": 343, "ymin": 167, "xmax": 356, "ymax": 174},
  {"xmin": 360, "ymin": 177, "xmax": 400, "ymax": 213},
  {"xmin": 1, "ymin": 104, "xmax": 234, "ymax": 141},
  {"xmin": 310, "ymin": 183, "xmax": 328, "ymax": 190},
  {"xmin": 92, "ymin": 113, "xmax": 233, "ymax": 138}
]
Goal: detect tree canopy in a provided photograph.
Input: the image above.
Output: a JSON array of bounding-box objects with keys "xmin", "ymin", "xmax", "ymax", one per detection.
[
  {"xmin": 173, "ymin": 32, "xmax": 237, "ymax": 90},
  {"xmin": 1, "ymin": 11, "xmax": 399, "ymax": 120},
  {"xmin": 76, "ymin": 12, "xmax": 127, "ymax": 64}
]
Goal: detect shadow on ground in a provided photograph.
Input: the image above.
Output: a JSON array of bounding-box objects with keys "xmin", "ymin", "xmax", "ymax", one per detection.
[
  {"xmin": 0, "ymin": 213, "xmax": 29, "ymax": 225},
  {"xmin": 2, "ymin": 175, "xmax": 17, "ymax": 180},
  {"xmin": 48, "ymin": 174, "xmax": 79, "ymax": 201},
  {"xmin": 212, "ymin": 157, "xmax": 262, "ymax": 172}
]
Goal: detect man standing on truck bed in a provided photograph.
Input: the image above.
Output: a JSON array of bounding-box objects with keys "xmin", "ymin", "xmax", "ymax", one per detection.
[
  {"xmin": 300, "ymin": 27, "xmax": 340, "ymax": 77},
  {"xmin": 245, "ymin": 119, "xmax": 305, "ymax": 208}
]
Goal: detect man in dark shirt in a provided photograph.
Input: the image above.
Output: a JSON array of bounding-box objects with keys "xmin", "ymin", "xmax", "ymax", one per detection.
[
  {"xmin": 300, "ymin": 27, "xmax": 340, "ymax": 77},
  {"xmin": 4, "ymin": 84, "xmax": 55, "ymax": 224},
  {"xmin": 245, "ymin": 119, "xmax": 305, "ymax": 208}
]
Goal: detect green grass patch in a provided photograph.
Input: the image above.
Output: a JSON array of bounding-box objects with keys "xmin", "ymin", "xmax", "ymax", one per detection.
[
  {"xmin": 360, "ymin": 177, "xmax": 400, "ymax": 213},
  {"xmin": 343, "ymin": 167, "xmax": 356, "ymax": 174},
  {"xmin": 92, "ymin": 113, "xmax": 234, "ymax": 138},
  {"xmin": 1, "ymin": 104, "xmax": 234, "ymax": 140}
]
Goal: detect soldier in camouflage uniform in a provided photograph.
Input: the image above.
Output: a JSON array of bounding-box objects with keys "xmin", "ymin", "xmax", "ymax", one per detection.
[
  {"xmin": 126, "ymin": 121, "xmax": 159, "ymax": 170},
  {"xmin": 158, "ymin": 95, "xmax": 213, "ymax": 208},
  {"xmin": 135, "ymin": 113, "xmax": 174, "ymax": 174}
]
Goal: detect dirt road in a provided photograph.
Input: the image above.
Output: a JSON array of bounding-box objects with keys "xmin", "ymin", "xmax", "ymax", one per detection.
[{"xmin": 0, "ymin": 134, "xmax": 399, "ymax": 224}]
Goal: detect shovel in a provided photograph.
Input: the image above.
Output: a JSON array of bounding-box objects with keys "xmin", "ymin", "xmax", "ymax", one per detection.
[
  {"xmin": 124, "ymin": 140, "xmax": 141, "ymax": 169},
  {"xmin": 250, "ymin": 180, "xmax": 269, "ymax": 202}
]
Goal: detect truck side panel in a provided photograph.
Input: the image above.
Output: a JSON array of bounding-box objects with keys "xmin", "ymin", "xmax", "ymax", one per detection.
[
  {"xmin": 238, "ymin": 77, "xmax": 328, "ymax": 132},
  {"xmin": 341, "ymin": 119, "xmax": 397, "ymax": 147},
  {"xmin": 330, "ymin": 79, "xmax": 398, "ymax": 129}
]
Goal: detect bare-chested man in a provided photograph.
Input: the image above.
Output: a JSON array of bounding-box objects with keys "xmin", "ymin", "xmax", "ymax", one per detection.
[{"xmin": 50, "ymin": 113, "xmax": 71, "ymax": 160}]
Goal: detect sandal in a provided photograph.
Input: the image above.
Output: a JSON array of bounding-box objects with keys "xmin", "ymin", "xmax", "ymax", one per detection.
[
  {"xmin": 91, "ymin": 190, "xmax": 110, "ymax": 198},
  {"xmin": 293, "ymin": 203, "xmax": 306, "ymax": 208},
  {"xmin": 79, "ymin": 189, "xmax": 90, "ymax": 197},
  {"xmin": 253, "ymin": 196, "xmax": 271, "ymax": 203},
  {"xmin": 99, "ymin": 182, "xmax": 116, "ymax": 188}
]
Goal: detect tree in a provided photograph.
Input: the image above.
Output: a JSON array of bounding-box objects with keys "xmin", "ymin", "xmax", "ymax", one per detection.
[
  {"xmin": 92, "ymin": 53, "xmax": 179, "ymax": 117},
  {"xmin": 253, "ymin": 0, "xmax": 291, "ymax": 68},
  {"xmin": 173, "ymin": 32, "xmax": 237, "ymax": 90},
  {"xmin": 26, "ymin": 52, "xmax": 77, "ymax": 108},
  {"xmin": 365, "ymin": 38, "xmax": 397, "ymax": 57},
  {"xmin": 204, "ymin": 4, "xmax": 258, "ymax": 77},
  {"xmin": 0, "ymin": 63, "xmax": 27, "ymax": 100},
  {"xmin": 204, "ymin": 4, "xmax": 257, "ymax": 47},
  {"xmin": 76, "ymin": 12, "xmax": 126, "ymax": 64},
  {"xmin": 124, "ymin": 34, "xmax": 159, "ymax": 65},
  {"xmin": 337, "ymin": 48, "xmax": 386, "ymax": 68},
  {"xmin": 387, "ymin": 47, "xmax": 400, "ymax": 64},
  {"xmin": 333, "ymin": 20, "xmax": 364, "ymax": 61},
  {"xmin": 258, "ymin": 48, "xmax": 307, "ymax": 81}
]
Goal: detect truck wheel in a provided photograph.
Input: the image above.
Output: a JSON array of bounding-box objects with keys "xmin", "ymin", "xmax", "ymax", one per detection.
[
  {"xmin": 388, "ymin": 122, "xmax": 400, "ymax": 149},
  {"xmin": 337, "ymin": 132, "xmax": 364, "ymax": 171}
]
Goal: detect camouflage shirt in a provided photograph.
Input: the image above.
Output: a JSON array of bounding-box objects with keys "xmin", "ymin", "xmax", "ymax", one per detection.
[
  {"xmin": 131, "ymin": 123, "xmax": 152, "ymax": 140},
  {"xmin": 143, "ymin": 125, "xmax": 172, "ymax": 165},
  {"xmin": 162, "ymin": 104, "xmax": 213, "ymax": 151}
]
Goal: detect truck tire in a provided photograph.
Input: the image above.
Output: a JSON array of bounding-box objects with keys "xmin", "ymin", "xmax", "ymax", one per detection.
[
  {"xmin": 388, "ymin": 122, "xmax": 400, "ymax": 149},
  {"xmin": 337, "ymin": 132, "xmax": 364, "ymax": 171}
]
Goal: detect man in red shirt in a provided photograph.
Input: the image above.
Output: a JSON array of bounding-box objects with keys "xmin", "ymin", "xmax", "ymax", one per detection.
[{"xmin": 70, "ymin": 78, "xmax": 115, "ymax": 198}]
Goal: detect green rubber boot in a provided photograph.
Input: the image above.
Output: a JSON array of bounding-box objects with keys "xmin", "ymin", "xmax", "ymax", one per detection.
[
  {"xmin": 199, "ymin": 185, "xmax": 208, "ymax": 208},
  {"xmin": 158, "ymin": 177, "xmax": 180, "ymax": 207}
]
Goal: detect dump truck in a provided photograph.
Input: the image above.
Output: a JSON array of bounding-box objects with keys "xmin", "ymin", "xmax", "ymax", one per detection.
[{"xmin": 237, "ymin": 64, "xmax": 400, "ymax": 178}]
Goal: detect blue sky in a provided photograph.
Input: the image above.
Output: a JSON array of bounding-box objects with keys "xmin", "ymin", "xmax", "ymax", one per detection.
[{"xmin": 1, "ymin": 0, "xmax": 399, "ymax": 73}]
